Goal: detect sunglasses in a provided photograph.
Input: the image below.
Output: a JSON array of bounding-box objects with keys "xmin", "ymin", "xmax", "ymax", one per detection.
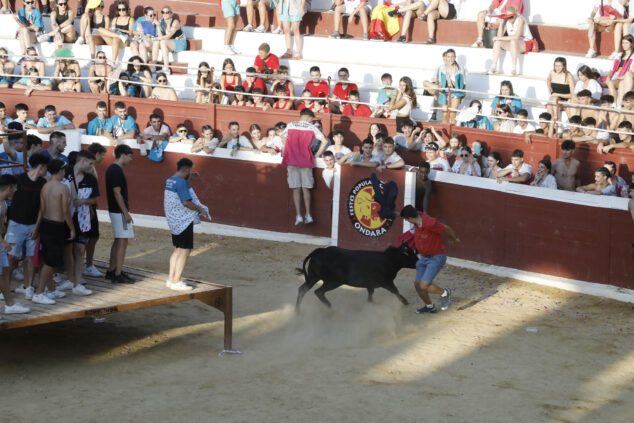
[
  {"xmin": 177, "ymin": 129, "xmax": 187, "ymax": 133},
  {"xmin": 25, "ymin": 1, "xmax": 35, "ymax": 4},
  {"xmin": 162, "ymin": 10, "xmax": 171, "ymax": 14},
  {"xmin": 118, "ymin": 8, "xmax": 127, "ymax": 11},
  {"xmin": 338, "ymin": 74, "xmax": 347, "ymax": 78},
  {"xmin": 147, "ymin": 13, "xmax": 154, "ymax": 17},
  {"xmin": 58, "ymin": 2, "xmax": 67, "ymax": 5},
  {"xmin": 97, "ymin": 55, "xmax": 106, "ymax": 58},
  {"xmin": 460, "ymin": 154, "xmax": 469, "ymax": 158},
  {"xmin": 157, "ymin": 79, "xmax": 167, "ymax": 83}
]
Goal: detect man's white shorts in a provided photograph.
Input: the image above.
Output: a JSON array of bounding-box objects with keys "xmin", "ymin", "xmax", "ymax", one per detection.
[
  {"xmin": 109, "ymin": 212, "xmax": 135, "ymax": 239},
  {"xmin": 287, "ymin": 166, "xmax": 314, "ymax": 189},
  {"xmin": 344, "ymin": 0, "xmax": 370, "ymax": 16}
]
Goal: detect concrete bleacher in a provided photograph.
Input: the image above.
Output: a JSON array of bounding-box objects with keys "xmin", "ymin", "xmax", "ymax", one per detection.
[{"xmin": 0, "ymin": 6, "xmax": 617, "ymax": 124}]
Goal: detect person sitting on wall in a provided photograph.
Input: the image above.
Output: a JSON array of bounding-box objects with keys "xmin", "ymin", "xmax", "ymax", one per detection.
[
  {"xmin": 425, "ymin": 142, "xmax": 450, "ymax": 172},
  {"xmin": 586, "ymin": 0, "xmax": 629, "ymax": 59},
  {"xmin": 496, "ymin": 148, "xmax": 532, "ymax": 184},
  {"xmin": 321, "ymin": 150, "xmax": 339, "ymax": 189},
  {"xmin": 376, "ymin": 137, "xmax": 404, "ymax": 171},
  {"xmin": 330, "ymin": 0, "xmax": 370, "ymax": 40},
  {"xmin": 576, "ymin": 167, "xmax": 617, "ymax": 196},
  {"xmin": 393, "ymin": 0, "xmax": 458, "ymax": 45},
  {"xmin": 551, "ymin": 140, "xmax": 580, "ymax": 191},
  {"xmin": 472, "ymin": 0, "xmax": 524, "ymax": 48},
  {"xmin": 338, "ymin": 138, "xmax": 380, "ymax": 168}
]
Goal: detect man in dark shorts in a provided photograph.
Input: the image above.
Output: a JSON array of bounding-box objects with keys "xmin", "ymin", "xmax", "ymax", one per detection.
[
  {"xmin": 163, "ymin": 158, "xmax": 210, "ymax": 291},
  {"xmin": 32, "ymin": 159, "xmax": 76, "ymax": 305},
  {"xmin": 56, "ymin": 150, "xmax": 97, "ymax": 295},
  {"xmin": 400, "ymin": 205, "xmax": 460, "ymax": 314},
  {"xmin": 83, "ymin": 142, "xmax": 107, "ymax": 278},
  {"xmin": 106, "ymin": 144, "xmax": 135, "ymax": 284}
]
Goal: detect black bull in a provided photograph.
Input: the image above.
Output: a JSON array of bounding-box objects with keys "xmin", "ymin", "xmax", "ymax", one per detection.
[{"xmin": 295, "ymin": 243, "xmax": 418, "ymax": 309}]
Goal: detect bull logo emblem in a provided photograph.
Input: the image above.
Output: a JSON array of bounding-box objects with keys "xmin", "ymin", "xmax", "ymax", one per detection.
[{"xmin": 347, "ymin": 178, "xmax": 394, "ymax": 238}]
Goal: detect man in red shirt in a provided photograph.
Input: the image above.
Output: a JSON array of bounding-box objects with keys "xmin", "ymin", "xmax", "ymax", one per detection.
[
  {"xmin": 472, "ymin": 0, "xmax": 525, "ymax": 47},
  {"xmin": 342, "ymin": 90, "xmax": 372, "ymax": 117},
  {"xmin": 400, "ymin": 205, "xmax": 460, "ymax": 313},
  {"xmin": 243, "ymin": 67, "xmax": 268, "ymax": 94},
  {"xmin": 253, "ymin": 42, "xmax": 279, "ymax": 80},
  {"xmin": 331, "ymin": 67, "xmax": 359, "ymax": 102},
  {"xmin": 305, "ymin": 66, "xmax": 329, "ymax": 98}
]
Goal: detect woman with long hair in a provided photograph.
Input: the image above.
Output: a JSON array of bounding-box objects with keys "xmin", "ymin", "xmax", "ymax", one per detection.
[
  {"xmin": 607, "ymin": 34, "xmax": 634, "ymax": 104},
  {"xmin": 575, "ymin": 65, "xmax": 603, "ymax": 101},
  {"xmin": 195, "ymin": 61, "xmax": 212, "ymax": 104},
  {"xmin": 220, "ymin": 58, "xmax": 241, "ymax": 102},
  {"xmin": 126, "ymin": 55, "xmax": 153, "ymax": 97},
  {"xmin": 90, "ymin": 0, "xmax": 133, "ymax": 62},
  {"xmin": 387, "ymin": 76, "xmax": 418, "ymax": 132},
  {"xmin": 484, "ymin": 152, "xmax": 503, "ymax": 179},
  {"xmin": 40, "ymin": 0, "xmax": 77, "ymax": 44},
  {"xmin": 424, "ymin": 49, "xmax": 465, "ymax": 124},
  {"xmin": 491, "ymin": 80, "xmax": 522, "ymax": 115},
  {"xmin": 150, "ymin": 72, "xmax": 178, "ymax": 101},
  {"xmin": 88, "ymin": 51, "xmax": 112, "ymax": 94},
  {"xmin": 576, "ymin": 167, "xmax": 617, "ymax": 196},
  {"xmin": 489, "ymin": 6, "xmax": 534, "ymax": 76},
  {"xmin": 546, "ymin": 57, "xmax": 575, "ymax": 116},
  {"xmin": 153, "ymin": 5, "xmax": 187, "ymax": 74},
  {"xmin": 493, "ymin": 103, "xmax": 515, "ymax": 133}
]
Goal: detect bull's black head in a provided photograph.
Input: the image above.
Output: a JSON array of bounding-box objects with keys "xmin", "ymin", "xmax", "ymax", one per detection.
[{"xmin": 385, "ymin": 241, "xmax": 418, "ymax": 269}]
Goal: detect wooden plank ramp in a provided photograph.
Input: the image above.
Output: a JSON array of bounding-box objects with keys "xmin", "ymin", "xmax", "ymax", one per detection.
[{"xmin": 0, "ymin": 260, "xmax": 233, "ymax": 350}]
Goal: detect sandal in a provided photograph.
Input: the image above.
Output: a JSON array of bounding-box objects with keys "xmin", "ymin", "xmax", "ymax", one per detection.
[
  {"xmin": 280, "ymin": 52, "xmax": 292, "ymax": 59},
  {"xmin": 488, "ymin": 67, "xmax": 498, "ymax": 75},
  {"xmin": 418, "ymin": 13, "xmax": 427, "ymax": 21},
  {"xmin": 471, "ymin": 39, "xmax": 483, "ymax": 48},
  {"xmin": 292, "ymin": 54, "xmax": 302, "ymax": 60},
  {"xmin": 423, "ymin": 38, "xmax": 436, "ymax": 44},
  {"xmin": 510, "ymin": 67, "xmax": 517, "ymax": 76}
]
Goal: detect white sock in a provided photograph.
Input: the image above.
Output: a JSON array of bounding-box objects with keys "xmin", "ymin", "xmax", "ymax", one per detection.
[
  {"xmin": 441, "ymin": 289, "xmax": 448, "ymax": 297},
  {"xmin": 426, "ymin": 303, "xmax": 434, "ymax": 308}
]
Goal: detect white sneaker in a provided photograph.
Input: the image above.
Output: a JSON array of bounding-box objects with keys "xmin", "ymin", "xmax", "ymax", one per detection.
[
  {"xmin": 255, "ymin": 25, "xmax": 266, "ymax": 33},
  {"xmin": 5, "ymin": 302, "xmax": 30, "ymax": 314},
  {"xmin": 53, "ymin": 273, "xmax": 64, "ymax": 284},
  {"xmin": 294, "ymin": 215, "xmax": 304, "ymax": 225},
  {"xmin": 37, "ymin": 33, "xmax": 49, "ymax": 43},
  {"xmin": 15, "ymin": 284, "xmax": 27, "ymax": 294},
  {"xmin": 304, "ymin": 214, "xmax": 314, "ymax": 224},
  {"xmin": 229, "ymin": 45, "xmax": 240, "ymax": 55},
  {"xmin": 57, "ymin": 280, "xmax": 75, "ymax": 290},
  {"xmin": 24, "ymin": 286, "xmax": 34, "ymax": 300},
  {"xmin": 45, "ymin": 289, "xmax": 66, "ymax": 299},
  {"xmin": 13, "ymin": 268, "xmax": 24, "ymax": 281},
  {"xmin": 166, "ymin": 280, "xmax": 193, "ymax": 291},
  {"xmin": 585, "ymin": 48, "xmax": 597, "ymax": 58},
  {"xmin": 72, "ymin": 284, "xmax": 93, "ymax": 296},
  {"xmin": 243, "ymin": 24, "xmax": 254, "ymax": 32},
  {"xmin": 75, "ymin": 36, "xmax": 84, "ymax": 45},
  {"xmin": 223, "ymin": 45, "xmax": 235, "ymax": 55},
  {"xmin": 83, "ymin": 264, "xmax": 104, "ymax": 277},
  {"xmin": 32, "ymin": 293, "xmax": 55, "ymax": 305},
  {"xmin": 272, "ymin": 26, "xmax": 282, "ymax": 34}
]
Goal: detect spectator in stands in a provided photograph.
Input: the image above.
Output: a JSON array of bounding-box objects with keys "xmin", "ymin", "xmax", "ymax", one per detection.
[
  {"xmin": 262, "ymin": 122, "xmax": 286, "ymax": 154},
  {"xmin": 191, "ymin": 125, "xmax": 219, "ymax": 154},
  {"xmin": 0, "ymin": 48, "xmax": 16, "ymax": 87},
  {"xmin": 130, "ymin": 6, "xmax": 158, "ymax": 62},
  {"xmin": 310, "ymin": 120, "xmax": 330, "ymax": 155},
  {"xmin": 150, "ymin": 72, "xmax": 178, "ymax": 101},
  {"xmin": 461, "ymin": 100, "xmax": 492, "ymax": 130},
  {"xmin": 489, "ymin": 6, "xmax": 534, "ymax": 76},
  {"xmin": 491, "ymin": 80, "xmax": 522, "ymax": 114},
  {"xmin": 13, "ymin": 67, "xmax": 51, "ymax": 96},
  {"xmin": 220, "ymin": 58, "xmax": 242, "ymax": 98},
  {"xmin": 424, "ymin": 49, "xmax": 465, "ymax": 124},
  {"xmin": 530, "ymin": 159, "xmax": 557, "ymax": 189},
  {"xmin": 270, "ymin": 65, "xmax": 294, "ymax": 98},
  {"xmin": 281, "ymin": 109, "xmax": 329, "ymax": 224},
  {"xmin": 0, "ymin": 123, "xmax": 24, "ymax": 175},
  {"xmin": 305, "ymin": 66, "xmax": 329, "ymax": 98},
  {"xmin": 78, "ymin": 1, "xmax": 109, "ymax": 59},
  {"xmin": 342, "ymin": 90, "xmax": 372, "ymax": 117},
  {"xmin": 566, "ymin": 90, "xmax": 596, "ymax": 121},
  {"xmin": 297, "ymin": 89, "xmax": 315, "ymax": 111},
  {"xmin": 326, "ymin": 129, "xmax": 352, "ymax": 160},
  {"xmin": 575, "ymin": 65, "xmax": 604, "ymax": 101},
  {"xmin": 254, "ymin": 43, "xmax": 280, "ymax": 78},
  {"xmin": 247, "ymin": 124, "xmax": 266, "ymax": 151},
  {"xmin": 586, "ymin": 0, "xmax": 629, "ymax": 58},
  {"xmin": 603, "ymin": 160, "xmax": 629, "ymax": 197},
  {"xmin": 373, "ymin": 73, "xmax": 396, "ymax": 117},
  {"xmin": 0, "ymin": 0, "xmax": 11, "ymax": 14},
  {"xmin": 598, "ymin": 120, "xmax": 633, "ymax": 153},
  {"xmin": 512, "ymin": 109, "xmax": 535, "ymax": 134},
  {"xmin": 273, "ymin": 85, "xmax": 294, "ymax": 110},
  {"xmin": 36, "ymin": 105, "xmax": 74, "ymax": 135},
  {"xmin": 39, "ymin": 0, "xmax": 77, "ymax": 44},
  {"xmin": 395, "ymin": 0, "xmax": 457, "ymax": 44},
  {"xmin": 87, "ymin": 52, "xmax": 112, "ymax": 94},
  {"xmin": 570, "ymin": 116, "xmax": 610, "ymax": 144},
  {"xmin": 496, "ymin": 148, "xmax": 532, "ymax": 183},
  {"xmin": 332, "ymin": 67, "xmax": 359, "ymax": 103},
  {"xmin": 338, "ymin": 139, "xmax": 380, "ymax": 168},
  {"xmin": 53, "ymin": 56, "xmax": 81, "ymax": 83},
  {"xmin": 279, "ymin": 0, "xmax": 306, "ymax": 60},
  {"xmin": 0, "ymin": 103, "xmax": 11, "ymax": 128},
  {"xmin": 576, "ymin": 167, "xmax": 617, "ymax": 195},
  {"xmin": 472, "ymin": 0, "xmax": 524, "ymax": 48},
  {"xmin": 211, "ymin": 82, "xmax": 223, "ymax": 104},
  {"xmin": 250, "ymin": 87, "xmax": 270, "ymax": 110},
  {"xmin": 194, "ymin": 61, "xmax": 212, "ymax": 104},
  {"xmin": 19, "ymin": 46, "xmax": 44, "ymax": 77},
  {"xmin": 483, "ymin": 151, "xmax": 503, "ymax": 179},
  {"xmin": 56, "ymin": 69, "xmax": 81, "ymax": 93},
  {"xmin": 387, "ymin": 76, "xmax": 417, "ymax": 132},
  {"xmin": 109, "ymin": 101, "xmax": 138, "ymax": 145},
  {"xmin": 221, "ymin": 0, "xmax": 240, "ymax": 54},
  {"xmin": 153, "ymin": 5, "xmax": 187, "ymax": 73},
  {"xmin": 218, "ymin": 121, "xmax": 256, "ymax": 156},
  {"xmin": 546, "ymin": 57, "xmax": 576, "ymax": 116},
  {"xmin": 551, "ymin": 140, "xmax": 580, "ymax": 191},
  {"xmin": 394, "ymin": 119, "xmax": 421, "ymax": 150},
  {"xmin": 13, "ymin": 103, "xmax": 36, "ymax": 129},
  {"xmin": 321, "ymin": 151, "xmax": 338, "ymax": 189},
  {"xmin": 127, "ymin": 56, "xmax": 153, "ymax": 98},
  {"xmin": 101, "ymin": 1, "xmax": 134, "ymax": 62},
  {"xmin": 607, "ymin": 34, "xmax": 634, "ymax": 103},
  {"xmin": 617, "ymin": 90, "xmax": 634, "ymax": 127},
  {"xmin": 243, "ymin": 66, "xmax": 268, "ymax": 94},
  {"xmin": 451, "ymin": 146, "xmax": 482, "ymax": 176},
  {"xmin": 414, "ymin": 128, "xmax": 437, "ymax": 150},
  {"xmin": 367, "ymin": 122, "xmax": 388, "ymax": 146},
  {"xmin": 14, "ymin": 0, "xmax": 43, "ymax": 55},
  {"xmin": 110, "ymin": 72, "xmax": 137, "ymax": 97},
  {"xmin": 377, "ymin": 137, "xmax": 404, "ymax": 171},
  {"xmin": 442, "ymin": 133, "xmax": 462, "ymax": 159},
  {"xmin": 493, "ymin": 104, "xmax": 515, "ymax": 133},
  {"xmin": 425, "ymin": 142, "xmax": 450, "ymax": 171},
  {"xmin": 244, "ymin": 0, "xmax": 280, "ymax": 33},
  {"xmin": 140, "ymin": 113, "xmax": 170, "ymax": 145},
  {"xmin": 169, "ymin": 123, "xmax": 196, "ymax": 144},
  {"xmin": 560, "ymin": 115, "xmax": 584, "ymax": 140},
  {"xmin": 86, "ymin": 101, "xmax": 111, "ymax": 136},
  {"xmin": 231, "ymin": 85, "xmax": 251, "ymax": 106},
  {"xmin": 331, "ymin": 0, "xmax": 370, "ymax": 40}
]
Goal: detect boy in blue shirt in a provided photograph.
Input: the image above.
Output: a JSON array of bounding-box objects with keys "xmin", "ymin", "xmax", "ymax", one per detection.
[
  {"xmin": 169, "ymin": 123, "xmax": 196, "ymax": 143},
  {"xmin": 108, "ymin": 101, "xmax": 138, "ymax": 144},
  {"xmin": 87, "ymin": 101, "xmax": 114, "ymax": 138},
  {"xmin": 36, "ymin": 105, "xmax": 74, "ymax": 134},
  {"xmin": 14, "ymin": 0, "xmax": 43, "ymax": 54},
  {"xmin": 13, "ymin": 103, "xmax": 37, "ymax": 130}
]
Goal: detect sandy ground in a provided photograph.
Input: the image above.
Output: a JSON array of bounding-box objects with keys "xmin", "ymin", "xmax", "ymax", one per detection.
[{"xmin": 1, "ymin": 225, "xmax": 633, "ymax": 423}]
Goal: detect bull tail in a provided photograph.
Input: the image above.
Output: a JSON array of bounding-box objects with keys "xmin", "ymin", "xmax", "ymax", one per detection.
[
  {"xmin": 295, "ymin": 248, "xmax": 323, "ymax": 311},
  {"xmin": 295, "ymin": 248, "xmax": 320, "ymax": 280}
]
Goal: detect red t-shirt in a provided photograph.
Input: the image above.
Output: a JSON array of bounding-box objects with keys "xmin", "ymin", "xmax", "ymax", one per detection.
[
  {"xmin": 342, "ymin": 104, "xmax": 372, "ymax": 117},
  {"xmin": 254, "ymin": 53, "xmax": 280, "ymax": 73},
  {"xmin": 297, "ymin": 102, "xmax": 315, "ymax": 112},
  {"xmin": 305, "ymin": 80, "xmax": 329, "ymax": 98},
  {"xmin": 274, "ymin": 99, "xmax": 293, "ymax": 110},
  {"xmin": 491, "ymin": 0, "xmax": 524, "ymax": 15},
  {"xmin": 243, "ymin": 78, "xmax": 268, "ymax": 94},
  {"xmin": 333, "ymin": 82, "xmax": 359, "ymax": 101},
  {"xmin": 413, "ymin": 212, "xmax": 446, "ymax": 256}
]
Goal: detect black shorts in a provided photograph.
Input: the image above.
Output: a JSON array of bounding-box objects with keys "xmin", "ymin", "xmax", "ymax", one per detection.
[
  {"xmin": 40, "ymin": 219, "xmax": 65, "ymax": 268},
  {"xmin": 72, "ymin": 215, "xmax": 89, "ymax": 245},
  {"xmin": 84, "ymin": 209, "xmax": 100, "ymax": 239},
  {"xmin": 172, "ymin": 223, "xmax": 194, "ymax": 249},
  {"xmin": 440, "ymin": 3, "xmax": 457, "ymax": 20}
]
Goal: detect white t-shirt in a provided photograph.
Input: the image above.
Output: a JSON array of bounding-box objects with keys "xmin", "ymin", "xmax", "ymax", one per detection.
[
  {"xmin": 574, "ymin": 79, "xmax": 603, "ymax": 100},
  {"xmin": 326, "ymin": 145, "xmax": 352, "ymax": 161},
  {"xmin": 451, "ymin": 159, "xmax": 482, "ymax": 176},
  {"xmin": 266, "ymin": 135, "xmax": 284, "ymax": 153},
  {"xmin": 534, "ymin": 174, "xmax": 557, "ymax": 189},
  {"xmin": 513, "ymin": 123, "xmax": 536, "ymax": 134},
  {"xmin": 226, "ymin": 135, "xmax": 252, "ymax": 149},
  {"xmin": 322, "ymin": 164, "xmax": 340, "ymax": 188},
  {"xmin": 143, "ymin": 123, "xmax": 170, "ymax": 137},
  {"xmin": 381, "ymin": 151, "xmax": 403, "ymax": 167},
  {"xmin": 504, "ymin": 162, "xmax": 533, "ymax": 176},
  {"xmin": 428, "ymin": 157, "xmax": 451, "ymax": 172}
]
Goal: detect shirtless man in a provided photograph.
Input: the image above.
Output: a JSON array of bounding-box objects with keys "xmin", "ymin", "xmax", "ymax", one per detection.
[
  {"xmin": 598, "ymin": 120, "xmax": 634, "ymax": 154},
  {"xmin": 568, "ymin": 90, "xmax": 599, "ymax": 122},
  {"xmin": 570, "ymin": 117, "xmax": 610, "ymax": 144},
  {"xmin": 551, "ymin": 140, "xmax": 580, "ymax": 191},
  {"xmin": 32, "ymin": 159, "xmax": 75, "ymax": 305},
  {"xmin": 617, "ymin": 91, "xmax": 634, "ymax": 128},
  {"xmin": 597, "ymin": 95, "xmax": 620, "ymax": 131}
]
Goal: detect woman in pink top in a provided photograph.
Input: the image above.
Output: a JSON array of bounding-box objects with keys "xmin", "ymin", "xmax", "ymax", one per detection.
[{"xmin": 607, "ymin": 34, "xmax": 634, "ymax": 104}]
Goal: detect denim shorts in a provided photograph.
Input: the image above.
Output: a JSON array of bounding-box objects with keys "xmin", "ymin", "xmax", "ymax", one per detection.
[
  {"xmin": 5, "ymin": 220, "xmax": 37, "ymax": 258},
  {"xmin": 415, "ymin": 254, "xmax": 447, "ymax": 284},
  {"xmin": 0, "ymin": 250, "xmax": 8, "ymax": 270}
]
